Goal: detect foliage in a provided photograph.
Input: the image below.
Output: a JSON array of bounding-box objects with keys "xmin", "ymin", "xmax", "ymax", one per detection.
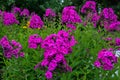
[
  {"xmin": 0, "ymin": 20, "xmax": 120, "ymax": 79},
  {"xmin": 0, "ymin": 0, "xmax": 120, "ymax": 80}
]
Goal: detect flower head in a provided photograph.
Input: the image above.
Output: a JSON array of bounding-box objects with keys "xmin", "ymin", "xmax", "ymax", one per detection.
[
  {"xmin": 20, "ymin": 8, "xmax": 30, "ymax": 17},
  {"xmin": 28, "ymin": 34, "xmax": 43, "ymax": 49},
  {"xmin": 81, "ymin": 1, "xmax": 96, "ymax": 14},
  {"xmin": 12, "ymin": 7, "xmax": 21, "ymax": 14},
  {"xmin": 94, "ymin": 49, "xmax": 118, "ymax": 70},
  {"xmin": 45, "ymin": 71, "xmax": 52, "ymax": 79},
  {"xmin": 3, "ymin": 12, "xmax": 19, "ymax": 26},
  {"xmin": 29, "ymin": 14, "xmax": 44, "ymax": 29},
  {"xmin": 0, "ymin": 36, "xmax": 24, "ymax": 59},
  {"xmin": 45, "ymin": 8, "xmax": 56, "ymax": 17},
  {"xmin": 34, "ymin": 30, "xmax": 77, "ymax": 79},
  {"xmin": 62, "ymin": 6, "xmax": 82, "ymax": 30}
]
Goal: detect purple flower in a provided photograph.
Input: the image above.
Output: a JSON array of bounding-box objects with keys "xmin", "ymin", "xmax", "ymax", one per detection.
[
  {"xmin": 45, "ymin": 71, "xmax": 52, "ymax": 79},
  {"xmin": 102, "ymin": 58, "xmax": 113, "ymax": 70},
  {"xmin": 108, "ymin": 22, "xmax": 120, "ymax": 31},
  {"xmin": 34, "ymin": 30, "xmax": 77, "ymax": 79},
  {"xmin": 62, "ymin": 6, "xmax": 82, "ymax": 24},
  {"xmin": 66, "ymin": 24, "xmax": 76, "ymax": 30},
  {"xmin": 0, "ymin": 36, "xmax": 24, "ymax": 59},
  {"xmin": 41, "ymin": 34, "xmax": 57, "ymax": 49},
  {"xmin": 12, "ymin": 7, "xmax": 21, "ymax": 14},
  {"xmin": 44, "ymin": 8, "xmax": 56, "ymax": 17},
  {"xmin": 3, "ymin": 12, "xmax": 19, "ymax": 26},
  {"xmin": 48, "ymin": 60, "xmax": 57, "ymax": 71},
  {"xmin": 20, "ymin": 8, "xmax": 30, "ymax": 17},
  {"xmin": 4, "ymin": 52, "xmax": 12, "ymax": 59},
  {"xmin": 104, "ymin": 37, "xmax": 112, "ymax": 41},
  {"xmin": 29, "ymin": 14, "xmax": 44, "ymax": 29},
  {"xmin": 91, "ymin": 13, "xmax": 100, "ymax": 27},
  {"xmin": 94, "ymin": 60, "xmax": 101, "ymax": 68},
  {"xmin": 0, "ymin": 36, "xmax": 9, "ymax": 47},
  {"xmin": 28, "ymin": 43, "xmax": 37, "ymax": 49},
  {"xmin": 11, "ymin": 40, "xmax": 22, "ymax": 48},
  {"xmin": 55, "ymin": 53, "xmax": 64, "ymax": 62},
  {"xmin": 100, "ymin": 8, "xmax": 117, "ymax": 21},
  {"xmin": 81, "ymin": 1, "xmax": 96, "ymax": 14},
  {"xmin": 44, "ymin": 49, "xmax": 57, "ymax": 59},
  {"xmin": 41, "ymin": 59, "xmax": 49, "ymax": 67},
  {"xmin": 103, "ymin": 63, "xmax": 113, "ymax": 70},
  {"xmin": 57, "ymin": 45, "xmax": 69, "ymax": 54},
  {"xmin": 69, "ymin": 36, "xmax": 77, "ymax": 46},
  {"xmin": 12, "ymin": 48, "xmax": 20, "ymax": 55},
  {"xmin": 28, "ymin": 34, "xmax": 43, "ymax": 49},
  {"xmin": 19, "ymin": 52, "xmax": 25, "ymax": 57},
  {"xmin": 57, "ymin": 30, "xmax": 69, "ymax": 38},
  {"xmin": 115, "ymin": 38, "xmax": 120, "ymax": 46},
  {"xmin": 83, "ymin": 10, "xmax": 99, "ymax": 27},
  {"xmin": 62, "ymin": 6, "xmax": 82, "ymax": 30},
  {"xmin": 99, "ymin": 8, "xmax": 118, "ymax": 31},
  {"xmin": 94, "ymin": 48, "xmax": 118, "ymax": 70}
]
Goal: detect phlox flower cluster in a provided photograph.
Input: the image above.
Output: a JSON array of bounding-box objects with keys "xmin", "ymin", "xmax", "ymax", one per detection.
[
  {"xmin": 81, "ymin": 1, "xmax": 99, "ymax": 27},
  {"xmin": 108, "ymin": 21, "xmax": 120, "ymax": 31},
  {"xmin": 115, "ymin": 38, "xmax": 120, "ymax": 46},
  {"xmin": 0, "ymin": 36, "xmax": 24, "ymax": 59},
  {"xmin": 29, "ymin": 14, "xmax": 44, "ymax": 29},
  {"xmin": 34, "ymin": 30, "xmax": 77, "ymax": 79},
  {"xmin": 12, "ymin": 7, "xmax": 21, "ymax": 14},
  {"xmin": 91, "ymin": 13, "xmax": 100, "ymax": 27},
  {"xmin": 81, "ymin": 1, "xmax": 96, "ymax": 14},
  {"xmin": 3, "ymin": 12, "xmax": 19, "ymax": 26},
  {"xmin": 44, "ymin": 8, "xmax": 56, "ymax": 17},
  {"xmin": 62, "ymin": 6, "xmax": 82, "ymax": 30},
  {"xmin": 28, "ymin": 34, "xmax": 42, "ymax": 49},
  {"xmin": 100, "ymin": 8, "xmax": 117, "ymax": 21},
  {"xmin": 20, "ymin": 8, "xmax": 30, "ymax": 17},
  {"xmin": 94, "ymin": 49, "xmax": 118, "ymax": 70},
  {"xmin": 100, "ymin": 8, "xmax": 118, "ymax": 31}
]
